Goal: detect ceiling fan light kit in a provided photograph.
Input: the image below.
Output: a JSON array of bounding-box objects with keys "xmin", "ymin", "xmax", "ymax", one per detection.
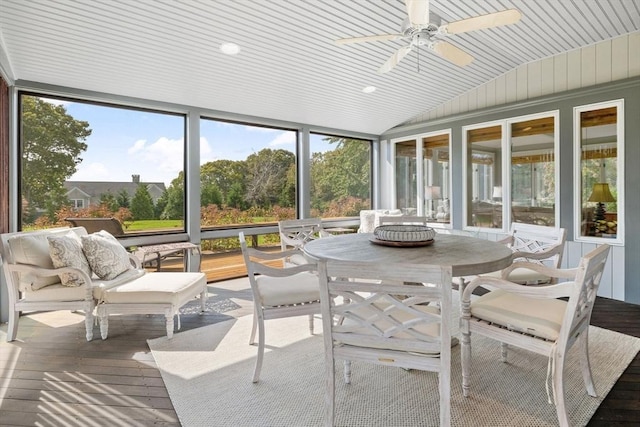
[{"xmin": 335, "ymin": 0, "xmax": 522, "ymax": 73}]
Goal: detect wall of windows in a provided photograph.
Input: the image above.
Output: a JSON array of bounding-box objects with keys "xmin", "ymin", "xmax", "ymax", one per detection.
[
  {"xmin": 463, "ymin": 112, "xmax": 558, "ymax": 232},
  {"xmin": 15, "ymin": 90, "xmax": 375, "ymax": 249},
  {"xmin": 19, "ymin": 92, "xmax": 186, "ymax": 234}
]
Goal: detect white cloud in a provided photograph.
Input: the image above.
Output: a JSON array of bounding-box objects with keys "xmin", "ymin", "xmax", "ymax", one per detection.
[
  {"xmin": 128, "ymin": 139, "xmax": 147, "ymax": 154},
  {"xmin": 200, "ymin": 136, "xmax": 215, "ymax": 162},
  {"xmin": 269, "ymin": 131, "xmax": 296, "ymax": 147},
  {"xmin": 70, "ymin": 162, "xmax": 110, "ymax": 180},
  {"xmin": 133, "ymin": 137, "xmax": 184, "ymax": 175}
]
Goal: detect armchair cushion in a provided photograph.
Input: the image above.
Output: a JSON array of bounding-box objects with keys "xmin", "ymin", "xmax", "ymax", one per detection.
[
  {"xmin": 82, "ymin": 230, "xmax": 132, "ymax": 280},
  {"xmin": 48, "ymin": 232, "xmax": 92, "ymax": 287},
  {"xmin": 256, "ymin": 271, "xmax": 320, "ymax": 307},
  {"xmin": 7, "ymin": 228, "xmax": 74, "ymax": 290},
  {"xmin": 483, "ymin": 267, "xmax": 552, "ymax": 285},
  {"xmin": 470, "ymin": 289, "xmax": 568, "ymax": 341}
]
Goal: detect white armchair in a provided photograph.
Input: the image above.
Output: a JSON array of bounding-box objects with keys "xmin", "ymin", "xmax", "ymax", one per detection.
[{"xmin": 460, "ymin": 244, "xmax": 610, "ymax": 427}]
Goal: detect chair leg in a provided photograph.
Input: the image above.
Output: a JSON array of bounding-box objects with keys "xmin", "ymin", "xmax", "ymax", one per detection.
[
  {"xmin": 7, "ymin": 308, "xmax": 19, "ymax": 342},
  {"xmin": 553, "ymin": 352, "xmax": 570, "ymax": 427},
  {"xmin": 99, "ymin": 312, "xmax": 109, "ymax": 340},
  {"xmin": 461, "ymin": 330, "xmax": 471, "ymax": 398},
  {"xmin": 165, "ymin": 311, "xmax": 175, "ymax": 339},
  {"xmin": 249, "ymin": 308, "xmax": 258, "ymax": 345},
  {"xmin": 308, "ymin": 314, "xmax": 314, "ymax": 335},
  {"xmin": 200, "ymin": 289, "xmax": 207, "ymax": 313},
  {"xmin": 500, "ymin": 342, "xmax": 508, "ymax": 362},
  {"xmin": 343, "ymin": 360, "xmax": 351, "ymax": 384},
  {"xmin": 578, "ymin": 331, "xmax": 597, "ymax": 397},
  {"xmin": 326, "ymin": 357, "xmax": 336, "ymax": 427},
  {"xmin": 252, "ymin": 315, "xmax": 265, "ymax": 383},
  {"xmin": 84, "ymin": 308, "xmax": 94, "ymax": 341}
]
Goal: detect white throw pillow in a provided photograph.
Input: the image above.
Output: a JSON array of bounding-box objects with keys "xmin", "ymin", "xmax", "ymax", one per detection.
[
  {"xmin": 82, "ymin": 230, "xmax": 132, "ymax": 280},
  {"xmin": 48, "ymin": 232, "xmax": 92, "ymax": 287}
]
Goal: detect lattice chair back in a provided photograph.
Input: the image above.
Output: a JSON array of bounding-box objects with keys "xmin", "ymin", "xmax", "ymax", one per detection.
[
  {"xmin": 278, "ymin": 218, "xmax": 329, "ymax": 266},
  {"xmin": 318, "ymin": 259, "xmax": 452, "ymax": 427},
  {"xmin": 377, "ymin": 215, "xmax": 429, "ymax": 226},
  {"xmin": 278, "ymin": 217, "xmax": 328, "ymax": 250},
  {"xmin": 509, "ymin": 223, "xmax": 567, "ymax": 268}
]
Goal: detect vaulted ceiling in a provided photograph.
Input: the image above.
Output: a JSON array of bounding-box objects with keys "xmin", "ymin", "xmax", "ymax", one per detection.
[{"xmin": 0, "ymin": 0, "xmax": 638, "ymax": 135}]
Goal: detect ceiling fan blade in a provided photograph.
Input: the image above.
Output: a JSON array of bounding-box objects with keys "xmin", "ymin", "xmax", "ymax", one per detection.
[
  {"xmin": 335, "ymin": 34, "xmax": 403, "ymax": 45},
  {"xmin": 378, "ymin": 45, "xmax": 412, "ymax": 74},
  {"xmin": 444, "ymin": 9, "xmax": 522, "ymax": 34},
  {"xmin": 405, "ymin": 0, "xmax": 429, "ymax": 26},
  {"xmin": 431, "ymin": 41, "xmax": 473, "ymax": 67}
]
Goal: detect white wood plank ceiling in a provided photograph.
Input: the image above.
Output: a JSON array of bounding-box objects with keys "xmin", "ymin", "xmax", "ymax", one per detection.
[{"xmin": 0, "ymin": 0, "xmax": 638, "ymax": 135}]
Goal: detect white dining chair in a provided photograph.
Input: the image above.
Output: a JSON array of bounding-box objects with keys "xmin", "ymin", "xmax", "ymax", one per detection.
[
  {"xmin": 317, "ymin": 258, "xmax": 452, "ymax": 427},
  {"xmin": 461, "ymin": 223, "xmax": 567, "ymax": 288},
  {"xmin": 460, "ymin": 244, "xmax": 610, "ymax": 427},
  {"xmin": 278, "ymin": 217, "xmax": 330, "ymax": 266},
  {"xmin": 377, "ymin": 215, "xmax": 429, "ymax": 226},
  {"xmin": 239, "ymin": 232, "xmax": 321, "ymax": 383}
]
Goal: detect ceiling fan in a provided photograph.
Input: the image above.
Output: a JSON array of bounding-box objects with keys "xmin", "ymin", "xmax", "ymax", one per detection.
[{"xmin": 335, "ymin": 0, "xmax": 522, "ymax": 73}]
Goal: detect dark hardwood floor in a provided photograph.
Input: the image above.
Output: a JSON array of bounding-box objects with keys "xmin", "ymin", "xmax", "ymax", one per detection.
[
  {"xmin": 587, "ymin": 296, "xmax": 640, "ymax": 426},
  {"xmin": 0, "ymin": 277, "xmax": 638, "ymax": 426}
]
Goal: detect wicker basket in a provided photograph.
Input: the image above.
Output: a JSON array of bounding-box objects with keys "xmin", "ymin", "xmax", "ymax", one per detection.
[{"xmin": 373, "ymin": 225, "xmax": 436, "ymax": 242}]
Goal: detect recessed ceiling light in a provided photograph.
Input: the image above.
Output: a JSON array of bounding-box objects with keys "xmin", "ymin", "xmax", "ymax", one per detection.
[
  {"xmin": 220, "ymin": 43, "xmax": 240, "ymax": 55},
  {"xmin": 362, "ymin": 86, "xmax": 376, "ymax": 93}
]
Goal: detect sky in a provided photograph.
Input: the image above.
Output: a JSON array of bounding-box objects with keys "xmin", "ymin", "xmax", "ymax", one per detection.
[{"xmin": 47, "ymin": 98, "xmax": 334, "ymax": 186}]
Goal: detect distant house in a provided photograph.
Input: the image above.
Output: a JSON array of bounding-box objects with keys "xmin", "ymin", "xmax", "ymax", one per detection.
[{"xmin": 63, "ymin": 175, "xmax": 166, "ymax": 209}]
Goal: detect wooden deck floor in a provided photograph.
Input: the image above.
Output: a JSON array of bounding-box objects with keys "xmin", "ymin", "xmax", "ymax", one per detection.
[{"xmin": 0, "ymin": 275, "xmax": 638, "ymax": 426}]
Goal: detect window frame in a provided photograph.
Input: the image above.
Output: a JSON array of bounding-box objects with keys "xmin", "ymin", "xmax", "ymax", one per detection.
[
  {"xmin": 573, "ymin": 99, "xmax": 624, "ymax": 245},
  {"xmin": 463, "ymin": 110, "xmax": 560, "ymax": 232},
  {"xmin": 390, "ymin": 129, "xmax": 452, "ymax": 228}
]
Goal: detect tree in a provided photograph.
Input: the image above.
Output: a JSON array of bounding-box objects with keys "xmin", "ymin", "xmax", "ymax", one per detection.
[
  {"xmin": 21, "ymin": 96, "xmax": 91, "ymax": 210},
  {"xmin": 99, "ymin": 192, "xmax": 119, "ymax": 211},
  {"xmin": 245, "ymin": 148, "xmax": 295, "ymax": 207},
  {"xmin": 162, "ymin": 173, "xmax": 184, "ymax": 219},
  {"xmin": 201, "ymin": 183, "xmax": 223, "ymax": 207},
  {"xmin": 200, "ymin": 160, "xmax": 247, "ymax": 198},
  {"xmin": 310, "ymin": 138, "xmax": 370, "ymax": 212},
  {"xmin": 130, "ymin": 184, "xmax": 155, "ymax": 220},
  {"xmin": 116, "ymin": 189, "xmax": 130, "ymax": 208},
  {"xmin": 226, "ymin": 182, "xmax": 247, "ymax": 210}
]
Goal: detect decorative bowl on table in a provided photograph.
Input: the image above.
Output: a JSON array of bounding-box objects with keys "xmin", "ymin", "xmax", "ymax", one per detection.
[{"xmin": 371, "ymin": 225, "xmax": 436, "ymax": 247}]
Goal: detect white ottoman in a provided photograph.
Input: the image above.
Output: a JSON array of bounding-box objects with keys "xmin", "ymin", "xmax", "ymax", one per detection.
[{"xmin": 96, "ymin": 272, "xmax": 207, "ymax": 339}]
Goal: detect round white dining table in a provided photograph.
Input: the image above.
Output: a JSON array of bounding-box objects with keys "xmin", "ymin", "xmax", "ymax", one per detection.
[{"xmin": 303, "ymin": 232, "xmax": 514, "ymax": 277}]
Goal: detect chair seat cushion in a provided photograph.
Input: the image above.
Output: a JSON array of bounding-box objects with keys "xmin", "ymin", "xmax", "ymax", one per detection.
[
  {"xmin": 483, "ymin": 268, "xmax": 552, "ymax": 285},
  {"xmin": 471, "ymin": 289, "xmax": 568, "ymax": 341},
  {"xmin": 257, "ymin": 271, "xmax": 320, "ymax": 307},
  {"xmin": 99, "ymin": 272, "xmax": 206, "ymax": 305},
  {"xmin": 22, "ymin": 283, "xmax": 91, "ymax": 302}
]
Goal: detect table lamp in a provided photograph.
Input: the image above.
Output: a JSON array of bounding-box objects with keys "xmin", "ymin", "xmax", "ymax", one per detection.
[
  {"xmin": 425, "ymin": 186, "xmax": 441, "ymax": 219},
  {"xmin": 588, "ymin": 183, "xmax": 615, "ymax": 221}
]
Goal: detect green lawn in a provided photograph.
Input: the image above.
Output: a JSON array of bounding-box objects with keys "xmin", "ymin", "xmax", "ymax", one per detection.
[{"xmin": 124, "ymin": 220, "xmax": 183, "ymax": 231}]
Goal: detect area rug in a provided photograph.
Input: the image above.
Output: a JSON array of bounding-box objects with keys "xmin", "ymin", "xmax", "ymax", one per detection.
[{"xmin": 149, "ymin": 311, "xmax": 639, "ymax": 427}]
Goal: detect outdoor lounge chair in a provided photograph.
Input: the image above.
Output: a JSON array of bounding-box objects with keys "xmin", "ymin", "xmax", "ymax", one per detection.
[{"xmin": 1, "ymin": 226, "xmax": 207, "ymax": 341}]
